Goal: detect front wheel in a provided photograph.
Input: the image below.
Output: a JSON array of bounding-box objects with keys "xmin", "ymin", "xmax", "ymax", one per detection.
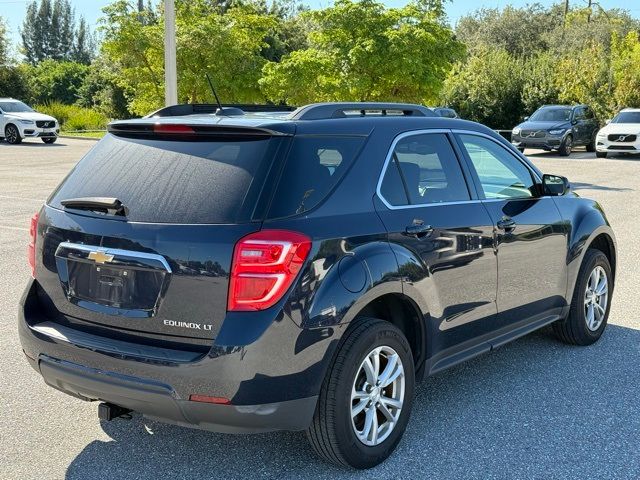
[
  {"xmin": 42, "ymin": 137, "xmax": 57, "ymax": 144},
  {"xmin": 517, "ymin": 147, "xmax": 525, "ymax": 153},
  {"xmin": 596, "ymin": 151, "xmax": 608, "ymax": 158},
  {"xmin": 4, "ymin": 124, "xmax": 22, "ymax": 144},
  {"xmin": 307, "ymin": 317, "xmax": 415, "ymax": 469},
  {"xmin": 586, "ymin": 133, "xmax": 597, "ymax": 152},
  {"xmin": 558, "ymin": 135, "xmax": 573, "ymax": 156},
  {"xmin": 553, "ymin": 249, "xmax": 612, "ymax": 345}
]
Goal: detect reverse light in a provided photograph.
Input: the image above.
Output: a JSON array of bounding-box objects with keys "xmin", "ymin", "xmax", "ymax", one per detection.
[
  {"xmin": 27, "ymin": 212, "xmax": 39, "ymax": 278},
  {"xmin": 228, "ymin": 230, "xmax": 311, "ymax": 311}
]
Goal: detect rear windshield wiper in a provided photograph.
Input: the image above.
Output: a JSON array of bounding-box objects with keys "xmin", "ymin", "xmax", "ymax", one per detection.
[{"xmin": 60, "ymin": 197, "xmax": 127, "ymax": 217}]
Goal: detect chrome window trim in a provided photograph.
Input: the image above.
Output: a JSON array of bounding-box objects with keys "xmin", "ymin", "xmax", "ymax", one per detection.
[
  {"xmin": 375, "ymin": 128, "xmax": 543, "ymax": 211},
  {"xmin": 375, "ymin": 129, "xmax": 474, "ymax": 211}
]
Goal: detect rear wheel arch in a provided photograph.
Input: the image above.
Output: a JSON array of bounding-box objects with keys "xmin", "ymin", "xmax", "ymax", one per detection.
[{"xmin": 353, "ymin": 293, "xmax": 427, "ymax": 377}]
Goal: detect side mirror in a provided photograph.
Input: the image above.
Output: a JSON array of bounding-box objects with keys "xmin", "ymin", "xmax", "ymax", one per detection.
[
  {"xmin": 543, "ymin": 174, "xmax": 570, "ymax": 196},
  {"xmin": 571, "ymin": 119, "xmax": 578, "ymax": 125},
  {"xmin": 605, "ymin": 118, "xmax": 611, "ymax": 125},
  {"xmin": 523, "ymin": 116, "xmax": 529, "ymax": 121}
]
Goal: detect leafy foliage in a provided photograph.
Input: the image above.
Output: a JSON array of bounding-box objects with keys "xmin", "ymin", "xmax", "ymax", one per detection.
[
  {"xmin": 101, "ymin": 0, "xmax": 278, "ymax": 115},
  {"xmin": 260, "ymin": 0, "xmax": 464, "ymax": 105},
  {"xmin": 21, "ymin": 59, "xmax": 89, "ymax": 105}
]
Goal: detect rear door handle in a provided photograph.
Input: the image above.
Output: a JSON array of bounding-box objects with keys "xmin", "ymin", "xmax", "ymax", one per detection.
[
  {"xmin": 497, "ymin": 217, "xmax": 516, "ymax": 232},
  {"xmin": 404, "ymin": 224, "xmax": 434, "ymax": 237}
]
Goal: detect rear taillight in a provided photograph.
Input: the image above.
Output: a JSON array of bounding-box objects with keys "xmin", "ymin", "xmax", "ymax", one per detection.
[
  {"xmin": 228, "ymin": 230, "xmax": 311, "ymax": 311},
  {"xmin": 27, "ymin": 212, "xmax": 39, "ymax": 278}
]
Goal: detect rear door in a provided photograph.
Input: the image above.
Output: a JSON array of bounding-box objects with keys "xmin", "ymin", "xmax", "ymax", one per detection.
[
  {"xmin": 374, "ymin": 131, "xmax": 498, "ymax": 357},
  {"xmin": 37, "ymin": 129, "xmax": 288, "ymax": 345},
  {"xmin": 455, "ymin": 133, "xmax": 567, "ymax": 330},
  {"xmin": 572, "ymin": 107, "xmax": 590, "ymax": 145}
]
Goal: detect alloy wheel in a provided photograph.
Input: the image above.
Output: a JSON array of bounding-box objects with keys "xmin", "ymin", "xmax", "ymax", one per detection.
[
  {"xmin": 6, "ymin": 126, "xmax": 18, "ymax": 144},
  {"xmin": 584, "ymin": 265, "xmax": 608, "ymax": 331},
  {"xmin": 351, "ymin": 345, "xmax": 405, "ymax": 447}
]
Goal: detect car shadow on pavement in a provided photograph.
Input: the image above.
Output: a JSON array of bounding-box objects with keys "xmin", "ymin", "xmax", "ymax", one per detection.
[
  {"xmin": 0, "ymin": 141, "xmax": 66, "ymax": 147},
  {"xmin": 65, "ymin": 324, "xmax": 640, "ymax": 480},
  {"xmin": 571, "ymin": 182, "xmax": 634, "ymax": 192}
]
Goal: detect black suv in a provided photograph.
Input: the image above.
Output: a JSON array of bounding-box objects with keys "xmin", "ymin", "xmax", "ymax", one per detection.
[
  {"xmin": 20, "ymin": 102, "xmax": 616, "ymax": 469},
  {"xmin": 511, "ymin": 104, "xmax": 600, "ymax": 156}
]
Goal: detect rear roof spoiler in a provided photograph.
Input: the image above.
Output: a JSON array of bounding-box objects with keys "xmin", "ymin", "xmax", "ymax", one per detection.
[{"xmin": 288, "ymin": 102, "xmax": 435, "ymax": 120}]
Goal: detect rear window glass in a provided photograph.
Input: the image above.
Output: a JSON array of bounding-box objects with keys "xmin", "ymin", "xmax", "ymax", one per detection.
[
  {"xmin": 267, "ymin": 136, "xmax": 365, "ymax": 219},
  {"xmin": 49, "ymin": 133, "xmax": 276, "ymax": 224}
]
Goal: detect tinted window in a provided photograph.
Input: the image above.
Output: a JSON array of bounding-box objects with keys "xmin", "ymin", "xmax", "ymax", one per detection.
[
  {"xmin": 380, "ymin": 133, "xmax": 470, "ymax": 206},
  {"xmin": 530, "ymin": 107, "xmax": 572, "ymax": 122},
  {"xmin": 573, "ymin": 108, "xmax": 586, "ymax": 121},
  {"xmin": 267, "ymin": 136, "xmax": 365, "ymax": 218},
  {"xmin": 49, "ymin": 134, "xmax": 276, "ymax": 224},
  {"xmin": 584, "ymin": 107, "xmax": 594, "ymax": 119},
  {"xmin": 612, "ymin": 111, "xmax": 640, "ymax": 123},
  {"xmin": 459, "ymin": 134, "xmax": 535, "ymax": 199}
]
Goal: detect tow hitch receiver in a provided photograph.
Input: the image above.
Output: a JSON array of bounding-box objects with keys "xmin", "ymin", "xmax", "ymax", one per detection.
[{"xmin": 98, "ymin": 402, "xmax": 133, "ymax": 421}]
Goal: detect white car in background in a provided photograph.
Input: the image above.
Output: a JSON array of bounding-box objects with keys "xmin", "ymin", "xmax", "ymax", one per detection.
[
  {"xmin": 595, "ymin": 108, "xmax": 640, "ymax": 158},
  {"xmin": 0, "ymin": 98, "xmax": 59, "ymax": 145}
]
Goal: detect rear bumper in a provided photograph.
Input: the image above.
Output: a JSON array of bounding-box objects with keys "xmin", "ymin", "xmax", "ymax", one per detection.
[
  {"xmin": 19, "ymin": 279, "xmax": 331, "ymax": 433},
  {"xmin": 36, "ymin": 355, "xmax": 316, "ymax": 433}
]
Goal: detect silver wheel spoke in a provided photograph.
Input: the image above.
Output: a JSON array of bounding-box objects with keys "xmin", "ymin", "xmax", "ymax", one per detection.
[
  {"xmin": 351, "ymin": 345, "xmax": 405, "ymax": 447},
  {"xmin": 378, "ymin": 354, "xmax": 399, "ymax": 386},
  {"xmin": 586, "ymin": 304, "xmax": 595, "ymax": 329}
]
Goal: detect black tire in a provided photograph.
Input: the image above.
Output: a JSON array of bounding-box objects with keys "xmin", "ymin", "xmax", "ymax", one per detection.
[
  {"xmin": 553, "ymin": 249, "xmax": 613, "ymax": 346},
  {"xmin": 307, "ymin": 317, "xmax": 415, "ymax": 469},
  {"xmin": 517, "ymin": 147, "xmax": 525, "ymax": 153},
  {"xmin": 4, "ymin": 124, "xmax": 22, "ymax": 144},
  {"xmin": 586, "ymin": 132, "xmax": 597, "ymax": 152},
  {"xmin": 558, "ymin": 134, "xmax": 572, "ymax": 156},
  {"xmin": 42, "ymin": 137, "xmax": 57, "ymax": 144},
  {"xmin": 596, "ymin": 151, "xmax": 608, "ymax": 158}
]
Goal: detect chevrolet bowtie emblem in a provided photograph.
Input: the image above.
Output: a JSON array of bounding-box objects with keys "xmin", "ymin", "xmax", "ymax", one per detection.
[{"xmin": 88, "ymin": 250, "xmax": 114, "ymax": 264}]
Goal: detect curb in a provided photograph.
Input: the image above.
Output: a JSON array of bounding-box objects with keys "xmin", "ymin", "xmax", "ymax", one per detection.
[{"xmin": 58, "ymin": 135, "xmax": 102, "ymax": 141}]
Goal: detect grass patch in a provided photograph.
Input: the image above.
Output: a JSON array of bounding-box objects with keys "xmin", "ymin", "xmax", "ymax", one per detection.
[
  {"xmin": 36, "ymin": 102, "xmax": 109, "ymax": 131},
  {"xmin": 60, "ymin": 130, "xmax": 107, "ymax": 139}
]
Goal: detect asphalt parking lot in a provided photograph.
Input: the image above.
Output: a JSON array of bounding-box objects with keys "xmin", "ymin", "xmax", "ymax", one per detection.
[{"xmin": 2, "ymin": 138, "xmax": 639, "ymax": 479}]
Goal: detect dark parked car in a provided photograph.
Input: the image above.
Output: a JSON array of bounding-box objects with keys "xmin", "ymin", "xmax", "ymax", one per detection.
[
  {"xmin": 511, "ymin": 104, "xmax": 600, "ymax": 156},
  {"xmin": 20, "ymin": 102, "xmax": 616, "ymax": 469},
  {"xmin": 430, "ymin": 106, "xmax": 459, "ymax": 118}
]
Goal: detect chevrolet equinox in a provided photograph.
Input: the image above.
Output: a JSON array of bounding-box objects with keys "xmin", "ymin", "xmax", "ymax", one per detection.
[{"xmin": 19, "ymin": 102, "xmax": 616, "ymax": 469}]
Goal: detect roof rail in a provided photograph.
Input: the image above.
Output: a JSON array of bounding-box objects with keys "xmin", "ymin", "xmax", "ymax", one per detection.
[
  {"xmin": 289, "ymin": 102, "xmax": 435, "ymax": 120},
  {"xmin": 145, "ymin": 103, "xmax": 296, "ymax": 118}
]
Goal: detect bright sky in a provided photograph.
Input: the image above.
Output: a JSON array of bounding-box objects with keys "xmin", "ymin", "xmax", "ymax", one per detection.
[{"xmin": 1, "ymin": 0, "xmax": 638, "ymax": 52}]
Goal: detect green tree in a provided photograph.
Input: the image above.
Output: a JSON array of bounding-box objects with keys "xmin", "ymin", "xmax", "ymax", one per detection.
[
  {"xmin": 72, "ymin": 17, "xmax": 96, "ymax": 64},
  {"xmin": 0, "ymin": 67, "xmax": 30, "ymax": 99},
  {"xmin": 101, "ymin": 0, "xmax": 277, "ymax": 115},
  {"xmin": 610, "ymin": 32, "xmax": 640, "ymax": 112},
  {"xmin": 441, "ymin": 47, "xmax": 524, "ymax": 129},
  {"xmin": 21, "ymin": 0, "xmax": 95, "ymax": 64},
  {"xmin": 456, "ymin": 4, "xmax": 562, "ymax": 57},
  {"xmin": 0, "ymin": 17, "xmax": 9, "ymax": 64},
  {"xmin": 23, "ymin": 59, "xmax": 89, "ymax": 104},
  {"xmin": 76, "ymin": 56, "xmax": 131, "ymax": 119},
  {"xmin": 260, "ymin": 0, "xmax": 464, "ymax": 105},
  {"xmin": 521, "ymin": 52, "xmax": 561, "ymax": 115}
]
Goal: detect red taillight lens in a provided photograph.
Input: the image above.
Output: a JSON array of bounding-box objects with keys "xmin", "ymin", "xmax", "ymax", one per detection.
[
  {"xmin": 27, "ymin": 212, "xmax": 39, "ymax": 278},
  {"xmin": 153, "ymin": 123, "xmax": 195, "ymax": 134},
  {"xmin": 228, "ymin": 230, "xmax": 311, "ymax": 311}
]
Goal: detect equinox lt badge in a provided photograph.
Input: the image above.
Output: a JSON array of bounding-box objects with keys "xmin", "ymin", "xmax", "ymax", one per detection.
[{"xmin": 163, "ymin": 319, "xmax": 212, "ymax": 331}]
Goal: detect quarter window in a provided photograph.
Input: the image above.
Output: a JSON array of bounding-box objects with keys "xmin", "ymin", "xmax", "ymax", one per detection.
[
  {"xmin": 458, "ymin": 134, "xmax": 535, "ymax": 199},
  {"xmin": 380, "ymin": 133, "xmax": 470, "ymax": 206}
]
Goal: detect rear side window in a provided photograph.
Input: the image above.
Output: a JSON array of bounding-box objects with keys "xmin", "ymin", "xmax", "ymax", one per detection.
[
  {"xmin": 379, "ymin": 133, "xmax": 470, "ymax": 206},
  {"xmin": 267, "ymin": 136, "xmax": 365, "ymax": 219},
  {"xmin": 49, "ymin": 133, "xmax": 278, "ymax": 224}
]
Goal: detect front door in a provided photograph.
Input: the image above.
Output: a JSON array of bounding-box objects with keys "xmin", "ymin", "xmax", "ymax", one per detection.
[
  {"xmin": 455, "ymin": 133, "xmax": 567, "ymax": 330},
  {"xmin": 374, "ymin": 131, "xmax": 498, "ymax": 360}
]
